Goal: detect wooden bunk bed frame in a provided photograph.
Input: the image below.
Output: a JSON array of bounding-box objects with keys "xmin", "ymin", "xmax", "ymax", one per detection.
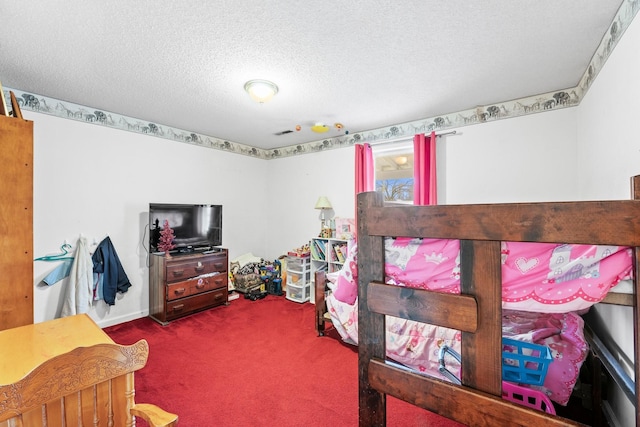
[{"xmin": 354, "ymin": 177, "xmax": 640, "ymax": 427}]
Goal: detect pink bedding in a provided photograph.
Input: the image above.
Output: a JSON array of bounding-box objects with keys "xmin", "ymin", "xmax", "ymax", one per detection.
[
  {"xmin": 384, "ymin": 237, "xmax": 632, "ymax": 313},
  {"xmin": 325, "ymin": 237, "xmax": 633, "ymax": 406}
]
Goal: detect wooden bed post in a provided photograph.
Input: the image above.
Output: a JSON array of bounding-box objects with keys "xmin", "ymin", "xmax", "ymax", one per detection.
[
  {"xmin": 315, "ymin": 270, "xmax": 327, "ymax": 336},
  {"xmin": 631, "ymin": 175, "xmax": 640, "ymax": 201},
  {"xmin": 459, "ymin": 240, "xmax": 502, "ymax": 394},
  {"xmin": 357, "ymin": 191, "xmax": 386, "ymax": 427}
]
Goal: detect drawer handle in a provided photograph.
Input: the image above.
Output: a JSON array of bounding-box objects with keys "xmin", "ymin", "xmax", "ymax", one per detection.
[
  {"xmin": 195, "ymin": 262, "xmax": 205, "ymax": 272},
  {"xmin": 213, "ymin": 278, "xmax": 224, "ymax": 287},
  {"xmin": 173, "ymin": 287, "xmax": 186, "ymax": 296},
  {"xmin": 172, "ymin": 304, "xmax": 184, "ymax": 312},
  {"xmin": 196, "ymin": 278, "xmax": 206, "ymax": 289},
  {"xmin": 214, "ymin": 263, "xmax": 225, "ymax": 269},
  {"xmin": 172, "ymin": 269, "xmax": 184, "ymax": 277},
  {"xmin": 214, "ymin": 293, "xmax": 223, "ymax": 300}
]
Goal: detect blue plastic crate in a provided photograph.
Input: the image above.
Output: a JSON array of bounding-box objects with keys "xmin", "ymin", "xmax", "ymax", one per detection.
[{"xmin": 502, "ymin": 338, "xmax": 553, "ymax": 386}]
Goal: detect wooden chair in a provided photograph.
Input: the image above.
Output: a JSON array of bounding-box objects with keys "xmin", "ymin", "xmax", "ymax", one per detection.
[{"xmin": 0, "ymin": 339, "xmax": 178, "ymax": 427}]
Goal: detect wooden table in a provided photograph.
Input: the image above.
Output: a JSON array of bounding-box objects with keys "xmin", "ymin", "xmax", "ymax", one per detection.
[{"xmin": 0, "ymin": 314, "xmax": 112, "ymax": 384}]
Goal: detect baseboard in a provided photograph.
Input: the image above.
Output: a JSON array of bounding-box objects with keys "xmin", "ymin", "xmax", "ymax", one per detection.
[{"xmin": 95, "ymin": 310, "xmax": 149, "ymax": 329}]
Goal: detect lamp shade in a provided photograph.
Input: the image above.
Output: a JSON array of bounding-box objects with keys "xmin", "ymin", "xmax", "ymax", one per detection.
[
  {"xmin": 314, "ymin": 196, "xmax": 332, "ymax": 210},
  {"xmin": 244, "ymin": 79, "xmax": 278, "ymax": 103}
]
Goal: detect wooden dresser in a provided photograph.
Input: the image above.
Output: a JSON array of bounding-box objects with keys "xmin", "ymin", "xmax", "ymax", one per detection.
[{"xmin": 149, "ymin": 250, "xmax": 229, "ymax": 324}]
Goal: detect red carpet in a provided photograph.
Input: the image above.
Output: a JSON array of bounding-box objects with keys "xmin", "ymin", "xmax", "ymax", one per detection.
[{"xmin": 104, "ymin": 295, "xmax": 463, "ymax": 426}]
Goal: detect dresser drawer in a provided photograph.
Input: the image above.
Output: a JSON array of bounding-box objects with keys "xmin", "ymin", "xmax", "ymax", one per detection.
[
  {"xmin": 166, "ymin": 254, "xmax": 227, "ymax": 283},
  {"xmin": 190, "ymin": 273, "xmax": 226, "ymax": 294},
  {"xmin": 202, "ymin": 252, "xmax": 228, "ymax": 272},
  {"xmin": 204, "ymin": 272, "xmax": 227, "ymax": 290},
  {"xmin": 165, "ymin": 288, "xmax": 227, "ymax": 320},
  {"xmin": 166, "ymin": 273, "xmax": 227, "ymax": 301},
  {"xmin": 166, "ymin": 281, "xmax": 190, "ymax": 301},
  {"xmin": 166, "ymin": 260, "xmax": 210, "ymax": 282}
]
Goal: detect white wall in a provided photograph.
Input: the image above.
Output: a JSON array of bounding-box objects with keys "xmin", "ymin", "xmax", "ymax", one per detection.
[
  {"xmin": 266, "ymin": 105, "xmax": 580, "ymax": 236},
  {"xmin": 266, "ymin": 148, "xmax": 354, "ymax": 259},
  {"xmin": 575, "ymin": 13, "xmax": 640, "ymax": 427},
  {"xmin": 442, "ymin": 107, "xmax": 578, "ymax": 204},
  {"xmin": 30, "ymin": 113, "xmax": 269, "ymax": 327},
  {"xmin": 577, "ymin": 14, "xmax": 640, "ymax": 200}
]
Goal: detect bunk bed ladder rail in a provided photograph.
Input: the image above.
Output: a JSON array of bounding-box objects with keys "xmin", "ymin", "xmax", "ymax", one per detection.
[{"xmin": 584, "ymin": 322, "xmax": 636, "ymax": 426}]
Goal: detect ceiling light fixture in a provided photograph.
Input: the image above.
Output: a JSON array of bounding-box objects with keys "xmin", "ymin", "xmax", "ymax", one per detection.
[
  {"xmin": 394, "ymin": 156, "xmax": 408, "ymax": 165},
  {"xmin": 244, "ymin": 79, "xmax": 279, "ymax": 103}
]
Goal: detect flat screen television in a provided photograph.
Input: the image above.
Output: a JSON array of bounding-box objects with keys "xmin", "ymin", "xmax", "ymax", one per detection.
[{"xmin": 149, "ymin": 203, "xmax": 222, "ymax": 253}]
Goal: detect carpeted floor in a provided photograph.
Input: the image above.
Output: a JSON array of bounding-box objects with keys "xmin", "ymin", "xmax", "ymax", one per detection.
[{"xmin": 104, "ymin": 294, "xmax": 462, "ymax": 426}]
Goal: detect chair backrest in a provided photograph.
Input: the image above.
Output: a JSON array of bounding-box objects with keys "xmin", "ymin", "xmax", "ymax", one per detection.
[{"xmin": 0, "ymin": 340, "xmax": 149, "ymax": 427}]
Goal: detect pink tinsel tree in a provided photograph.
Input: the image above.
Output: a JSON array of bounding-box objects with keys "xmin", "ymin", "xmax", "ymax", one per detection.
[{"xmin": 158, "ymin": 219, "xmax": 176, "ymax": 253}]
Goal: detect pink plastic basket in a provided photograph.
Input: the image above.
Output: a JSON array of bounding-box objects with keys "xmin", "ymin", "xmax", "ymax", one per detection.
[
  {"xmin": 502, "ymin": 381, "xmax": 555, "ymax": 415},
  {"xmin": 439, "ymin": 344, "xmax": 555, "ymax": 414}
]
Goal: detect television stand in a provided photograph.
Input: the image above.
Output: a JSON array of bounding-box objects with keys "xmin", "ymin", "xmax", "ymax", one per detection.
[{"xmin": 149, "ymin": 249, "xmax": 229, "ymax": 325}]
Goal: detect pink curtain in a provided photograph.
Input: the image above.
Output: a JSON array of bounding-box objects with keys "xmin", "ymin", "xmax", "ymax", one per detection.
[
  {"xmin": 413, "ymin": 131, "xmax": 437, "ymax": 205},
  {"xmin": 355, "ymin": 143, "xmax": 374, "ymax": 194},
  {"xmin": 354, "ymin": 143, "xmax": 373, "ymax": 223}
]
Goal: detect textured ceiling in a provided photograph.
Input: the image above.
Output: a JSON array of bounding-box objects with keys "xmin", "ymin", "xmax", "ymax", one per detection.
[{"xmin": 0, "ymin": 1, "xmax": 624, "ymax": 150}]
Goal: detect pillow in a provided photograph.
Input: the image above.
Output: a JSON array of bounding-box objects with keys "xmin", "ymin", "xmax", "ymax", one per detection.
[
  {"xmin": 325, "ymin": 271, "xmax": 340, "ymax": 291},
  {"xmin": 332, "ymin": 243, "xmax": 358, "ymax": 305}
]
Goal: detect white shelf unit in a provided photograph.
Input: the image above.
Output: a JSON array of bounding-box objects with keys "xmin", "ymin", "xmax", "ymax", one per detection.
[
  {"xmin": 310, "ymin": 237, "xmax": 352, "ymax": 304},
  {"xmin": 285, "ymin": 255, "xmax": 311, "ymax": 303}
]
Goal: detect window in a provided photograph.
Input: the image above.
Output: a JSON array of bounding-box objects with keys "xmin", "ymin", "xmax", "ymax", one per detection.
[{"xmin": 373, "ymin": 140, "xmax": 414, "ymax": 203}]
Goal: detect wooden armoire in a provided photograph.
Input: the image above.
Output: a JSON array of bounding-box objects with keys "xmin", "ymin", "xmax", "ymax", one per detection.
[{"xmin": 0, "ymin": 114, "xmax": 33, "ymax": 330}]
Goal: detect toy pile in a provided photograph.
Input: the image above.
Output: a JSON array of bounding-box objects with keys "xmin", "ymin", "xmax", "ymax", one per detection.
[{"xmin": 230, "ymin": 254, "xmax": 282, "ymax": 300}]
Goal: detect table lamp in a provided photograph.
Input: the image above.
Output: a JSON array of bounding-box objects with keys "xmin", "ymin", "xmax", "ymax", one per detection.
[{"xmin": 314, "ymin": 196, "xmax": 333, "ymax": 236}]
